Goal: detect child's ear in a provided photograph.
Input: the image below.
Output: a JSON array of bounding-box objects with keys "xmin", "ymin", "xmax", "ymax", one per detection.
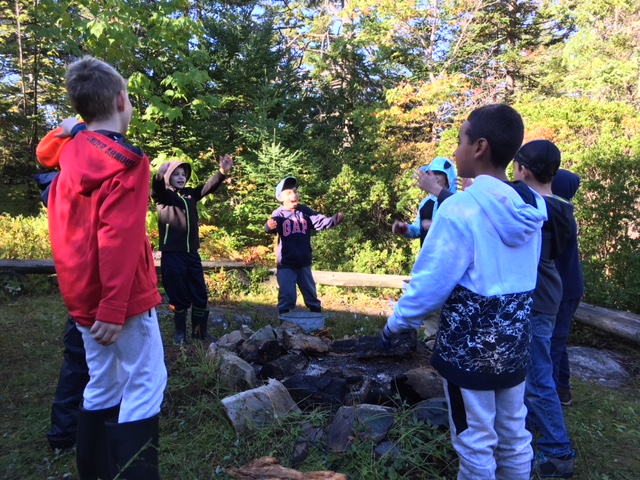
[
  {"xmin": 116, "ymin": 90, "xmax": 127, "ymax": 112},
  {"xmin": 514, "ymin": 162, "xmax": 527, "ymax": 177},
  {"xmin": 475, "ymin": 137, "xmax": 490, "ymax": 157}
]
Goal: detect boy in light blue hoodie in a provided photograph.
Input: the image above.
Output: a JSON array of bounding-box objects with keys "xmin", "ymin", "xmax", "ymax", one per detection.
[
  {"xmin": 392, "ymin": 156, "xmax": 457, "ymax": 246},
  {"xmin": 383, "ymin": 104, "xmax": 547, "ymax": 480}
]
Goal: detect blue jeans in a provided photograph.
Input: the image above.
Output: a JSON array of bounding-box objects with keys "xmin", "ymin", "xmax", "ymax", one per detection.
[
  {"xmin": 276, "ymin": 266, "xmax": 321, "ymax": 313},
  {"xmin": 551, "ymin": 299, "xmax": 580, "ymax": 391},
  {"xmin": 525, "ymin": 312, "xmax": 572, "ymax": 456}
]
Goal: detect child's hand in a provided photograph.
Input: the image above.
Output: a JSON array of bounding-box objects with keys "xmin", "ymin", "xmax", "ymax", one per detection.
[
  {"xmin": 267, "ymin": 218, "xmax": 277, "ymax": 230},
  {"xmin": 421, "ymin": 219, "xmax": 432, "ymax": 231},
  {"xmin": 392, "ymin": 220, "xmax": 408, "ymax": 235},
  {"xmin": 219, "ymin": 154, "xmax": 233, "ymax": 175},
  {"xmin": 461, "ymin": 177, "xmax": 473, "ymax": 190},
  {"xmin": 413, "ymin": 168, "xmax": 443, "ymax": 196},
  {"xmin": 336, "ymin": 213, "xmax": 345, "ymax": 224},
  {"xmin": 90, "ymin": 320, "xmax": 123, "ymax": 346},
  {"xmin": 54, "ymin": 117, "xmax": 80, "ymax": 138},
  {"xmin": 155, "ymin": 163, "xmax": 169, "ymax": 180},
  {"xmin": 381, "ymin": 324, "xmax": 394, "ymax": 353}
]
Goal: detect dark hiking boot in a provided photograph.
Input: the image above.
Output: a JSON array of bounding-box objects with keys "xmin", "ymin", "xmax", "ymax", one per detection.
[
  {"xmin": 533, "ymin": 450, "xmax": 576, "ymax": 478},
  {"xmin": 557, "ymin": 386, "xmax": 573, "ymax": 407}
]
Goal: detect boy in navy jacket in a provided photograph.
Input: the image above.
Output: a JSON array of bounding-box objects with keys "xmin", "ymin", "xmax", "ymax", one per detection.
[
  {"xmin": 265, "ymin": 177, "xmax": 344, "ymax": 314},
  {"xmin": 550, "ymin": 169, "xmax": 584, "ymax": 407}
]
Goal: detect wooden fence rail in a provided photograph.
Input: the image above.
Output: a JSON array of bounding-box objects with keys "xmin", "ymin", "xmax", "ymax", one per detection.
[{"xmin": 2, "ymin": 259, "xmax": 639, "ymax": 345}]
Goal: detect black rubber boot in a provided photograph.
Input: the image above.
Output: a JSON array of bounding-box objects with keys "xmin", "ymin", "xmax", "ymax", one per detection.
[
  {"xmin": 172, "ymin": 309, "xmax": 188, "ymax": 346},
  {"xmin": 106, "ymin": 414, "xmax": 160, "ymax": 480},
  {"xmin": 47, "ymin": 316, "xmax": 89, "ymax": 450},
  {"xmin": 76, "ymin": 404, "xmax": 120, "ymax": 480},
  {"xmin": 191, "ymin": 307, "xmax": 216, "ymax": 341}
]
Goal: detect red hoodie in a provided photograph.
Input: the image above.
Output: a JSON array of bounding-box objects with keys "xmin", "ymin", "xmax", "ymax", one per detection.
[{"xmin": 47, "ymin": 130, "xmax": 161, "ymax": 326}]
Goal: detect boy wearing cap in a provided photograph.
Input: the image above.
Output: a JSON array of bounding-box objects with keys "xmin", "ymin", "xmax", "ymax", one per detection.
[
  {"xmin": 392, "ymin": 156, "xmax": 457, "ymax": 246},
  {"xmin": 266, "ymin": 177, "xmax": 344, "ymax": 315},
  {"xmin": 151, "ymin": 154, "xmax": 233, "ymax": 345},
  {"xmin": 513, "ymin": 140, "xmax": 576, "ymax": 478}
]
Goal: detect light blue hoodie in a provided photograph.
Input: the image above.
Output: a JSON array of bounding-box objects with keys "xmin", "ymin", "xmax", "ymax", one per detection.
[{"xmin": 405, "ymin": 156, "xmax": 458, "ymax": 241}]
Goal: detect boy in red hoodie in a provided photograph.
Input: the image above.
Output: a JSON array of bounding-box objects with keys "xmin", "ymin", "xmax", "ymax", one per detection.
[{"xmin": 45, "ymin": 56, "xmax": 166, "ymax": 480}]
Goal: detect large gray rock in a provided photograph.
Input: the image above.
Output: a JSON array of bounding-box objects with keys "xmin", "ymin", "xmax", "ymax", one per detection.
[
  {"xmin": 207, "ymin": 346, "xmax": 259, "ymax": 392},
  {"xmin": 217, "ymin": 326, "xmax": 254, "ymax": 352},
  {"xmin": 567, "ymin": 346, "xmax": 630, "ymax": 388},
  {"xmin": 221, "ymin": 378, "xmax": 301, "ymax": 434},
  {"xmin": 396, "ymin": 366, "xmax": 444, "ymax": 402},
  {"xmin": 238, "ymin": 325, "xmax": 285, "ymax": 365},
  {"xmin": 326, "ymin": 404, "xmax": 396, "ymax": 452},
  {"xmin": 282, "ymin": 330, "xmax": 330, "ymax": 354}
]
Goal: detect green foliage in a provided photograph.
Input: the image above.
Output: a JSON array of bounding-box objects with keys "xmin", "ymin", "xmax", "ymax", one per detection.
[
  {"xmin": 0, "ymin": 212, "xmax": 51, "ymax": 259},
  {"xmin": 233, "ymin": 138, "xmax": 308, "ymax": 246},
  {"xmin": 2, "ymin": 0, "xmax": 640, "ymax": 310},
  {"xmin": 515, "ymin": 96, "xmax": 640, "ymax": 312},
  {"xmin": 204, "ymin": 269, "xmax": 248, "ymax": 303},
  {"xmin": 247, "ymin": 266, "xmax": 273, "ymax": 295},
  {"xmin": 574, "ymin": 149, "xmax": 640, "ymax": 313}
]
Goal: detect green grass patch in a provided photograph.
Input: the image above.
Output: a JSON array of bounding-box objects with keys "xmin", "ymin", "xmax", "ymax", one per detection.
[{"xmin": 1, "ymin": 277, "xmax": 640, "ymax": 479}]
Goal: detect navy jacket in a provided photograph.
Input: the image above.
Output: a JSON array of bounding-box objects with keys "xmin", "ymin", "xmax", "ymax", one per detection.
[{"xmin": 265, "ymin": 205, "xmax": 341, "ymax": 269}]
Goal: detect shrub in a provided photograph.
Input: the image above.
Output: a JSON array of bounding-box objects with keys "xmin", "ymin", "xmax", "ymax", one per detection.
[
  {"xmin": 574, "ymin": 148, "xmax": 640, "ymax": 313},
  {"xmin": 0, "ymin": 212, "xmax": 51, "ymax": 259}
]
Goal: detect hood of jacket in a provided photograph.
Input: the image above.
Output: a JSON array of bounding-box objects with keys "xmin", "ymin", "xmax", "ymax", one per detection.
[
  {"xmin": 161, "ymin": 160, "xmax": 192, "ymax": 191},
  {"xmin": 58, "ymin": 130, "xmax": 146, "ymax": 196},
  {"xmin": 465, "ymin": 175, "xmax": 547, "ymax": 247},
  {"xmin": 422, "ymin": 156, "xmax": 457, "ymax": 194},
  {"xmin": 552, "ymin": 168, "xmax": 580, "ymax": 201}
]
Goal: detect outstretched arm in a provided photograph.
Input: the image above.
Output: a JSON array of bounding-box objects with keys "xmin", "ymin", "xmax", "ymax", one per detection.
[
  {"xmin": 195, "ymin": 154, "xmax": 234, "ymax": 200},
  {"xmin": 309, "ymin": 209, "xmax": 344, "ymax": 231},
  {"xmin": 36, "ymin": 118, "xmax": 84, "ymax": 169},
  {"xmin": 150, "ymin": 163, "xmax": 170, "ymax": 203}
]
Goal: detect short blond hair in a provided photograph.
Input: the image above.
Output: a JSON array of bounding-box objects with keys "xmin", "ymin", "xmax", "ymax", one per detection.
[{"xmin": 65, "ymin": 56, "xmax": 127, "ymax": 123}]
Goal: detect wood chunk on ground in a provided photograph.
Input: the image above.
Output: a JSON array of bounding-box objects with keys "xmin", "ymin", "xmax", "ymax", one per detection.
[{"xmin": 226, "ymin": 456, "xmax": 348, "ymax": 479}]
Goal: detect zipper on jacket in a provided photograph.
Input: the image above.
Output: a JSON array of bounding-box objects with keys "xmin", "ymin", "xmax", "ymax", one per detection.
[{"xmin": 180, "ymin": 195, "xmax": 190, "ymax": 253}]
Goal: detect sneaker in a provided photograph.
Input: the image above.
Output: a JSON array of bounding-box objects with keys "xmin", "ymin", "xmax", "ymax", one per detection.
[
  {"xmin": 557, "ymin": 387, "xmax": 573, "ymax": 407},
  {"xmin": 533, "ymin": 450, "xmax": 576, "ymax": 478}
]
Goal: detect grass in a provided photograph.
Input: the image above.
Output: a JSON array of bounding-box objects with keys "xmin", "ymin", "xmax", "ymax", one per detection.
[{"xmin": 1, "ymin": 277, "xmax": 640, "ymax": 479}]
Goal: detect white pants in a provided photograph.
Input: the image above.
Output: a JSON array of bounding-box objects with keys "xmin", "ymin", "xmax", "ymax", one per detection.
[
  {"xmin": 78, "ymin": 308, "xmax": 167, "ymax": 423},
  {"xmin": 444, "ymin": 379, "xmax": 533, "ymax": 480}
]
